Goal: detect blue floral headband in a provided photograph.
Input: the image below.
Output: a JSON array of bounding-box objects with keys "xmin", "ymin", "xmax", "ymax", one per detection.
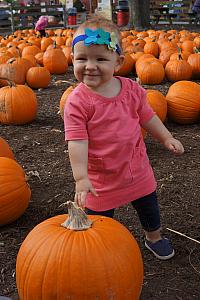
[{"xmin": 72, "ymin": 28, "xmax": 121, "ymax": 55}]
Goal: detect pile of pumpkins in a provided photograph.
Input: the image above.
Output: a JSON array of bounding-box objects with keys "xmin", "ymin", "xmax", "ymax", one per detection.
[
  {"xmin": 116, "ymin": 28, "xmax": 200, "ymax": 84},
  {"xmin": 0, "ymin": 27, "xmax": 200, "ymax": 125}
]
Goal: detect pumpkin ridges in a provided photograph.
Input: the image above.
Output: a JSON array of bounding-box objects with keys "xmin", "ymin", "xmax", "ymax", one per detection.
[
  {"xmin": 16, "ymin": 206, "xmax": 143, "ymax": 299},
  {"xmin": 16, "ymin": 215, "xmax": 143, "ymax": 300},
  {"xmin": 0, "ymin": 82, "xmax": 37, "ymax": 125},
  {"xmin": 166, "ymin": 80, "xmax": 200, "ymax": 124}
]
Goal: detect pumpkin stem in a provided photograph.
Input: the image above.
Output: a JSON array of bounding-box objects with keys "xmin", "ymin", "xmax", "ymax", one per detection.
[
  {"xmin": 0, "ymin": 77, "xmax": 16, "ymax": 87},
  {"xmin": 194, "ymin": 47, "xmax": 200, "ymax": 53},
  {"xmin": 61, "ymin": 201, "xmax": 93, "ymax": 230}
]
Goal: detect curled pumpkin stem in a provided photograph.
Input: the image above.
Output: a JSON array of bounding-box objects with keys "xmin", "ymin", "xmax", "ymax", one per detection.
[
  {"xmin": 61, "ymin": 201, "xmax": 93, "ymax": 230},
  {"xmin": 0, "ymin": 77, "xmax": 16, "ymax": 87}
]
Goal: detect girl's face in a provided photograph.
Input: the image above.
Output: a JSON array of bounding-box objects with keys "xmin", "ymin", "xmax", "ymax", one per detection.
[{"xmin": 72, "ymin": 38, "xmax": 124, "ymax": 92}]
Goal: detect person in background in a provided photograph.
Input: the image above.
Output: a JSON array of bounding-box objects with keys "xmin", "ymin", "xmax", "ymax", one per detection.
[
  {"xmin": 64, "ymin": 16, "xmax": 184, "ymax": 260},
  {"xmin": 35, "ymin": 15, "xmax": 48, "ymax": 37}
]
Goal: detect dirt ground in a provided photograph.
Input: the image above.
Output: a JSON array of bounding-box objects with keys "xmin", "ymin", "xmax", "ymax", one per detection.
[{"xmin": 0, "ymin": 60, "xmax": 200, "ymax": 299}]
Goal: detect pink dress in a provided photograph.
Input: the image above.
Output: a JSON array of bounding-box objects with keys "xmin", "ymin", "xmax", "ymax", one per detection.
[{"xmin": 64, "ymin": 77, "xmax": 157, "ymax": 211}]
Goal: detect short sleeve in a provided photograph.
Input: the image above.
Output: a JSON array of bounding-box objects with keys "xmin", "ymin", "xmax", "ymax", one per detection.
[
  {"xmin": 64, "ymin": 91, "xmax": 91, "ymax": 141},
  {"xmin": 136, "ymin": 85, "xmax": 155, "ymax": 125}
]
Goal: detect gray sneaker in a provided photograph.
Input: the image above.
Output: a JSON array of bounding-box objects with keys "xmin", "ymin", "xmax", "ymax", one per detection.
[{"xmin": 145, "ymin": 237, "xmax": 175, "ymax": 260}]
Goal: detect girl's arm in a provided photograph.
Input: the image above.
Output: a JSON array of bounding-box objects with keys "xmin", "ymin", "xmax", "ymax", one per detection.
[
  {"xmin": 68, "ymin": 140, "xmax": 98, "ymax": 207},
  {"xmin": 142, "ymin": 115, "xmax": 184, "ymax": 154}
]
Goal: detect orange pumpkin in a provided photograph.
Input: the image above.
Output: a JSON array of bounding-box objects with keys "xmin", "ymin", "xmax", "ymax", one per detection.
[
  {"xmin": 22, "ymin": 45, "xmax": 41, "ymax": 57},
  {"xmin": 166, "ymin": 81, "xmax": 200, "ymax": 124},
  {"xmin": 16, "ymin": 201, "xmax": 143, "ymax": 300},
  {"xmin": 0, "ymin": 80, "xmax": 37, "ymax": 125},
  {"xmin": 146, "ymin": 89, "xmax": 167, "ymax": 122},
  {"xmin": 26, "ymin": 67, "xmax": 51, "ymax": 89},
  {"xmin": 41, "ymin": 36, "xmax": 53, "ymax": 52},
  {"xmin": 0, "ymin": 157, "xmax": 31, "ymax": 226},
  {"xmin": 0, "ymin": 61, "xmax": 26, "ymax": 86},
  {"xmin": 165, "ymin": 56, "xmax": 192, "ymax": 82},
  {"xmin": 0, "ymin": 137, "xmax": 14, "ymax": 159},
  {"xmin": 114, "ymin": 53, "xmax": 134, "ymax": 76},
  {"xmin": 136, "ymin": 59, "xmax": 165, "ymax": 85},
  {"xmin": 43, "ymin": 47, "xmax": 68, "ymax": 74},
  {"xmin": 60, "ymin": 85, "xmax": 76, "ymax": 119},
  {"xmin": 187, "ymin": 52, "xmax": 200, "ymax": 79}
]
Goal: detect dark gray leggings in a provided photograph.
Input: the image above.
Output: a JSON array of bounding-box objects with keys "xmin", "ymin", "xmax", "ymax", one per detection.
[{"xmin": 85, "ymin": 191, "xmax": 161, "ymax": 232}]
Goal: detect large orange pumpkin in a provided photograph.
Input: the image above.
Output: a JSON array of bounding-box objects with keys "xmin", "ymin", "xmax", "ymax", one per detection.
[
  {"xmin": 0, "ymin": 80, "xmax": 37, "ymax": 125},
  {"xmin": 16, "ymin": 201, "xmax": 143, "ymax": 300},
  {"xmin": 0, "ymin": 157, "xmax": 31, "ymax": 226},
  {"xmin": 0, "ymin": 137, "xmax": 14, "ymax": 159},
  {"xmin": 166, "ymin": 81, "xmax": 200, "ymax": 124}
]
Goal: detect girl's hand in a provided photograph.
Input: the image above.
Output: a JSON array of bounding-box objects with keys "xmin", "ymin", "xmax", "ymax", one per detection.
[
  {"xmin": 75, "ymin": 177, "xmax": 98, "ymax": 208},
  {"xmin": 164, "ymin": 137, "xmax": 184, "ymax": 155}
]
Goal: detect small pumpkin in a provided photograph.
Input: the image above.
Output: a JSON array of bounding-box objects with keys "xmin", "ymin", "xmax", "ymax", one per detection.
[
  {"xmin": 136, "ymin": 58, "xmax": 165, "ymax": 85},
  {"xmin": 0, "ymin": 79, "xmax": 37, "ymax": 125},
  {"xmin": 0, "ymin": 157, "xmax": 31, "ymax": 226},
  {"xmin": 165, "ymin": 54, "xmax": 192, "ymax": 82},
  {"xmin": 43, "ymin": 44, "xmax": 68, "ymax": 74},
  {"xmin": 16, "ymin": 201, "xmax": 143, "ymax": 300},
  {"xmin": 26, "ymin": 67, "xmax": 51, "ymax": 89}
]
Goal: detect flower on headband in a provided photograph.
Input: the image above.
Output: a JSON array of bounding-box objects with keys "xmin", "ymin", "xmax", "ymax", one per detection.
[
  {"xmin": 108, "ymin": 32, "xmax": 118, "ymax": 52},
  {"xmin": 84, "ymin": 28, "xmax": 98, "ymax": 45},
  {"xmin": 96, "ymin": 28, "xmax": 110, "ymax": 45},
  {"xmin": 84, "ymin": 28, "xmax": 110, "ymax": 46}
]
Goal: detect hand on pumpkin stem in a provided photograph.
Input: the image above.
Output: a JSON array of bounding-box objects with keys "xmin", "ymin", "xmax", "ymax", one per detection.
[
  {"xmin": 164, "ymin": 137, "xmax": 184, "ymax": 155},
  {"xmin": 75, "ymin": 177, "xmax": 98, "ymax": 208}
]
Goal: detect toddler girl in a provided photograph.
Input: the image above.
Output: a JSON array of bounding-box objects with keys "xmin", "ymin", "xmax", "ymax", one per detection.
[
  {"xmin": 35, "ymin": 15, "xmax": 49, "ymax": 37},
  {"xmin": 64, "ymin": 16, "xmax": 184, "ymax": 260}
]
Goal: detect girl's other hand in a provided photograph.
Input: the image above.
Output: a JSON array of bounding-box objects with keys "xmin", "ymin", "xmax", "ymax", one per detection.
[
  {"xmin": 164, "ymin": 137, "xmax": 184, "ymax": 155},
  {"xmin": 75, "ymin": 177, "xmax": 98, "ymax": 208}
]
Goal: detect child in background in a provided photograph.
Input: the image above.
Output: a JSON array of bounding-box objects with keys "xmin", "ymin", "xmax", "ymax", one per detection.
[
  {"xmin": 35, "ymin": 15, "xmax": 48, "ymax": 37},
  {"xmin": 64, "ymin": 16, "xmax": 184, "ymax": 260}
]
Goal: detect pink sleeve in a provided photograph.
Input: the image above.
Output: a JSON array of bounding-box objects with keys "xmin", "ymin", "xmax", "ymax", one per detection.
[
  {"xmin": 136, "ymin": 85, "xmax": 155, "ymax": 125},
  {"xmin": 64, "ymin": 91, "xmax": 91, "ymax": 141}
]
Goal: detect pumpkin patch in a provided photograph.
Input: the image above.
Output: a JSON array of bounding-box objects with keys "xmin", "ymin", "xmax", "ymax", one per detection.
[{"xmin": 0, "ymin": 24, "xmax": 200, "ymax": 300}]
